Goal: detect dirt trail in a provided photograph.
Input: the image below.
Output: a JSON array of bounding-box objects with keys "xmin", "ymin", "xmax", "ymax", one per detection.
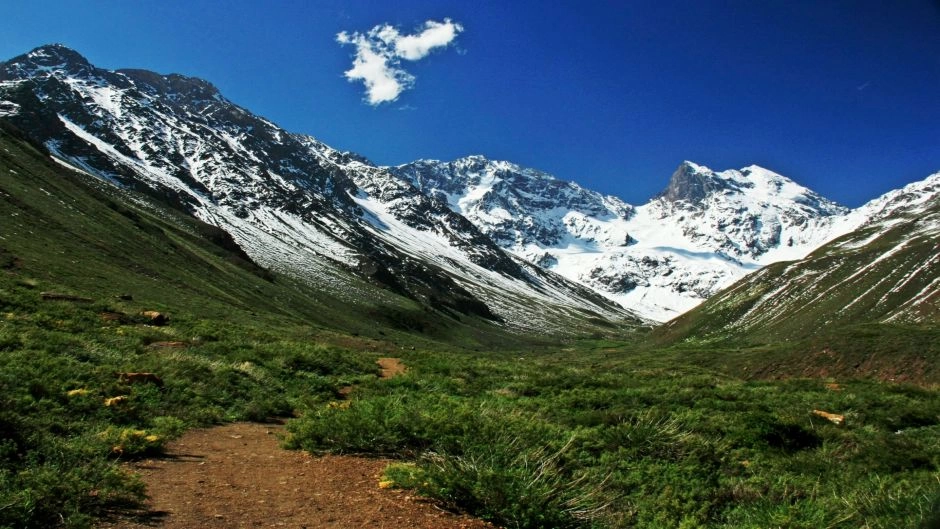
[{"xmin": 100, "ymin": 359, "xmax": 494, "ymax": 529}]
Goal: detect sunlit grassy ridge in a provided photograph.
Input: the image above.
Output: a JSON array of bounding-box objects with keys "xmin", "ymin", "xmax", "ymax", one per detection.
[{"xmin": 653, "ymin": 197, "xmax": 940, "ymax": 384}]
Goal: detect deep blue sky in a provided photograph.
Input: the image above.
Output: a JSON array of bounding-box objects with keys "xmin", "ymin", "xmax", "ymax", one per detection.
[{"xmin": 3, "ymin": 1, "xmax": 938, "ymax": 206}]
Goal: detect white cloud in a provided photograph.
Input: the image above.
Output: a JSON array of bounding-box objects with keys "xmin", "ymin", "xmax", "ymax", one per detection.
[
  {"xmin": 394, "ymin": 19, "xmax": 464, "ymax": 60},
  {"xmin": 337, "ymin": 18, "xmax": 463, "ymax": 105}
]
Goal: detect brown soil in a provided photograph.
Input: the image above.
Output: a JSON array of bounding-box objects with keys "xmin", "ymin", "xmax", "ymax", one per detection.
[
  {"xmin": 99, "ymin": 423, "xmax": 495, "ymax": 529},
  {"xmin": 748, "ymin": 348, "xmax": 937, "ymax": 387},
  {"xmin": 99, "ymin": 358, "xmax": 494, "ymax": 529},
  {"xmin": 377, "ymin": 357, "xmax": 407, "ymax": 378},
  {"xmin": 338, "ymin": 357, "xmax": 406, "ymax": 398}
]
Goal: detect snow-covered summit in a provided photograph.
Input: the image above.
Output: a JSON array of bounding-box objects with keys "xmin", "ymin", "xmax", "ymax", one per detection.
[
  {"xmin": 3, "ymin": 44, "xmax": 94, "ymax": 77},
  {"xmin": 389, "ymin": 156, "xmax": 633, "ymax": 249},
  {"xmin": 647, "ymin": 162, "xmax": 849, "ymax": 262},
  {"xmin": 389, "ymin": 157, "xmax": 931, "ymax": 322},
  {"xmin": 657, "ymin": 162, "xmax": 845, "ymax": 215},
  {"xmin": 854, "ymin": 171, "xmax": 940, "ymax": 223}
]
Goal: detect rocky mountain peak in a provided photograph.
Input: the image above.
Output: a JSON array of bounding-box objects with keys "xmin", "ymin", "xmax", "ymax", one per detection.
[
  {"xmin": 0, "ymin": 44, "xmax": 224, "ymax": 110},
  {"xmin": 0, "ymin": 44, "xmax": 94, "ymax": 79},
  {"xmin": 656, "ymin": 161, "xmax": 744, "ymax": 205}
]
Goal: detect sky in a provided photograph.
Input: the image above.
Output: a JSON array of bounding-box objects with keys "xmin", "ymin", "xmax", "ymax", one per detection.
[{"xmin": 2, "ymin": 0, "xmax": 939, "ymax": 207}]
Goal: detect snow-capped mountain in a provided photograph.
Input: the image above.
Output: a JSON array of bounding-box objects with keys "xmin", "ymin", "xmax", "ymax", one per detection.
[
  {"xmin": 390, "ymin": 158, "xmax": 926, "ymax": 322},
  {"xmin": 657, "ymin": 170, "xmax": 940, "ymax": 344},
  {"xmin": 0, "ymin": 44, "xmax": 637, "ymax": 332},
  {"xmin": 2, "ymin": 44, "xmax": 935, "ymax": 326}
]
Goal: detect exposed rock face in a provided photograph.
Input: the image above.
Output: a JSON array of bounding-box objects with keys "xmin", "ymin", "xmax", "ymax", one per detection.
[{"xmin": 657, "ymin": 162, "xmax": 745, "ymax": 204}]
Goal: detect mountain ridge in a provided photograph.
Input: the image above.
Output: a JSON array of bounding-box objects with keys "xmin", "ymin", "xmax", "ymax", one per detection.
[
  {"xmin": 0, "ymin": 44, "xmax": 642, "ymax": 333},
  {"xmin": 389, "ymin": 155, "xmax": 926, "ymax": 321},
  {"xmin": 2, "ymin": 44, "xmax": 937, "ymax": 324}
]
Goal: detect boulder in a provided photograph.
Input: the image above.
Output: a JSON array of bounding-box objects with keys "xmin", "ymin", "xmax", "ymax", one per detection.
[{"xmin": 140, "ymin": 310, "xmax": 169, "ymax": 325}]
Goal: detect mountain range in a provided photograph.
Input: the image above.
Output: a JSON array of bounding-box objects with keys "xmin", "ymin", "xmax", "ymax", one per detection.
[
  {"xmin": 1, "ymin": 44, "xmax": 937, "ymax": 328},
  {"xmin": 660, "ymin": 171, "xmax": 940, "ymax": 341}
]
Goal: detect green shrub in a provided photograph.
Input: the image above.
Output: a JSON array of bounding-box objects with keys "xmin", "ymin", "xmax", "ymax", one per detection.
[
  {"xmin": 96, "ymin": 426, "xmax": 165, "ymax": 457},
  {"xmin": 416, "ymin": 434, "xmax": 612, "ymax": 529}
]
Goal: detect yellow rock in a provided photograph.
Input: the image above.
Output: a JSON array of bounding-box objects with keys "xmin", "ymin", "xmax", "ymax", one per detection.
[
  {"xmin": 103, "ymin": 395, "xmax": 128, "ymax": 406},
  {"xmin": 812, "ymin": 409, "xmax": 845, "ymax": 425}
]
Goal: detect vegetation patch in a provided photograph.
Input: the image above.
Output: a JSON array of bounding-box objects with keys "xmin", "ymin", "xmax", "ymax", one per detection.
[{"xmin": 287, "ymin": 350, "xmax": 940, "ymax": 528}]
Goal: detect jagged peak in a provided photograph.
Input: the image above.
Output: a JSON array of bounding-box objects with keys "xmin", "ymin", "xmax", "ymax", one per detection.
[
  {"xmin": 739, "ymin": 163, "xmax": 774, "ymax": 174},
  {"xmin": 0, "ymin": 45, "xmax": 224, "ymax": 106},
  {"xmin": 656, "ymin": 161, "xmax": 833, "ymax": 209},
  {"xmin": 657, "ymin": 162, "xmax": 739, "ymax": 204},
  {"xmin": 679, "ymin": 160, "xmax": 711, "ymax": 173},
  {"xmin": 1, "ymin": 44, "xmax": 94, "ymax": 77},
  {"xmin": 406, "ymin": 154, "xmax": 517, "ymax": 170},
  {"xmin": 856, "ymin": 169, "xmax": 940, "ymax": 220},
  {"xmin": 339, "ymin": 150, "xmax": 374, "ymax": 166}
]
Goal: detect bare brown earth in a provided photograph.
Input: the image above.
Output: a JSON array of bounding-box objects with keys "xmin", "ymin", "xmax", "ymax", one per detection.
[
  {"xmin": 376, "ymin": 357, "xmax": 407, "ymax": 378},
  {"xmin": 99, "ymin": 359, "xmax": 495, "ymax": 529}
]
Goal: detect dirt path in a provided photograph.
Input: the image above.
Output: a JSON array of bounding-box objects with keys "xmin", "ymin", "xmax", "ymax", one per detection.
[
  {"xmin": 100, "ymin": 423, "xmax": 493, "ymax": 529},
  {"xmin": 100, "ymin": 359, "xmax": 495, "ymax": 529}
]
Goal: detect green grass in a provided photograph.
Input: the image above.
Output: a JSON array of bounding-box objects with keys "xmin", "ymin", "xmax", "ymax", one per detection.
[
  {"xmin": 286, "ymin": 348, "xmax": 940, "ymax": 528},
  {"xmin": 0, "ymin": 276, "xmax": 383, "ymax": 528}
]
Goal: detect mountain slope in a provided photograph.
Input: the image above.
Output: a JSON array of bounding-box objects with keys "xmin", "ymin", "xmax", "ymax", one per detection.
[
  {"xmin": 0, "ymin": 44, "xmax": 640, "ymax": 334},
  {"xmin": 655, "ymin": 171, "xmax": 940, "ymax": 347},
  {"xmin": 2, "ymin": 118, "xmax": 635, "ymax": 352},
  {"xmin": 390, "ymin": 158, "xmax": 863, "ymax": 321},
  {"xmin": 0, "ymin": 121, "xmax": 449, "ymax": 343}
]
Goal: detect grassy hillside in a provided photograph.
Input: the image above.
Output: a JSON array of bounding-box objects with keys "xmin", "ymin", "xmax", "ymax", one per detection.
[{"xmin": 653, "ymin": 202, "xmax": 939, "ymax": 384}]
